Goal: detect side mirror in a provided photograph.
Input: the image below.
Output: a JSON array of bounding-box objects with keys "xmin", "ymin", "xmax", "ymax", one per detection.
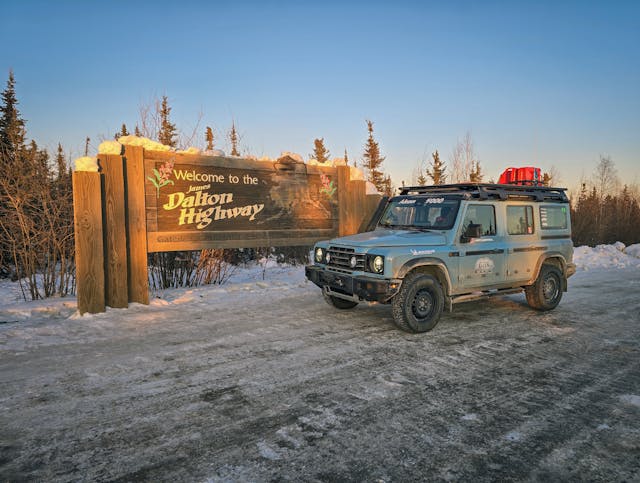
[{"xmin": 461, "ymin": 223, "xmax": 483, "ymax": 243}]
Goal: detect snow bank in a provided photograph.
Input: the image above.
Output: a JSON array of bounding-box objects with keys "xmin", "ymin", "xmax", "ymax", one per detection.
[
  {"xmin": 625, "ymin": 244, "xmax": 640, "ymax": 259},
  {"xmin": 74, "ymin": 156, "xmax": 99, "ymax": 172},
  {"xmin": 574, "ymin": 243, "xmax": 640, "ymax": 271}
]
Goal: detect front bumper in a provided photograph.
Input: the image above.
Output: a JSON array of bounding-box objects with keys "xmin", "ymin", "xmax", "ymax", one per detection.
[{"xmin": 305, "ymin": 265, "xmax": 400, "ymax": 303}]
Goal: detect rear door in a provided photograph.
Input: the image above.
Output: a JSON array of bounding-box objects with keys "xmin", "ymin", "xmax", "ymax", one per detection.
[{"xmin": 505, "ymin": 204, "xmax": 543, "ymax": 283}]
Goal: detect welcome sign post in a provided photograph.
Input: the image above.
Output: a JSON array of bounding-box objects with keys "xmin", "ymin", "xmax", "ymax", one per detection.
[{"xmin": 73, "ymin": 145, "xmax": 381, "ymax": 314}]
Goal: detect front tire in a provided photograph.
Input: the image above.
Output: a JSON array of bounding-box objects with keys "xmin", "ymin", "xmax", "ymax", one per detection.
[
  {"xmin": 525, "ymin": 264, "xmax": 564, "ymax": 310},
  {"xmin": 323, "ymin": 292, "xmax": 358, "ymax": 309},
  {"xmin": 392, "ymin": 272, "xmax": 444, "ymax": 333}
]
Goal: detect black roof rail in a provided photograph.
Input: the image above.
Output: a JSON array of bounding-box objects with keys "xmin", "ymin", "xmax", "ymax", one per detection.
[{"xmin": 398, "ymin": 183, "xmax": 569, "ymax": 203}]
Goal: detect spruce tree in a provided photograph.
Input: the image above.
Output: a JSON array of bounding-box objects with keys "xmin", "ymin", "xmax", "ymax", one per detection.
[
  {"xmin": 362, "ymin": 120, "xmax": 386, "ymax": 192},
  {"xmin": 229, "ymin": 121, "xmax": 239, "ymax": 156},
  {"xmin": 0, "ymin": 70, "xmax": 26, "ymax": 157},
  {"xmin": 114, "ymin": 123, "xmax": 129, "ymax": 140},
  {"xmin": 158, "ymin": 96, "xmax": 177, "ymax": 147},
  {"xmin": 205, "ymin": 126, "xmax": 214, "ymax": 151},
  {"xmin": 311, "ymin": 137, "xmax": 330, "ymax": 163},
  {"xmin": 383, "ymin": 175, "xmax": 393, "ymax": 197},
  {"xmin": 344, "ymin": 149, "xmax": 350, "ymax": 166},
  {"xmin": 426, "ymin": 150, "xmax": 446, "ymax": 185},
  {"xmin": 84, "ymin": 137, "xmax": 90, "ymax": 156},
  {"xmin": 55, "ymin": 143, "xmax": 66, "ymax": 179},
  {"xmin": 134, "ymin": 125, "xmax": 141, "ymax": 137},
  {"xmin": 469, "ymin": 160, "xmax": 483, "ymax": 183},
  {"xmin": 416, "ymin": 167, "xmax": 428, "ymax": 186}
]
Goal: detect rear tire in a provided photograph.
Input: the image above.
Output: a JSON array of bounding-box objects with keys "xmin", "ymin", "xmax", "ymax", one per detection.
[
  {"xmin": 525, "ymin": 264, "xmax": 563, "ymax": 311},
  {"xmin": 323, "ymin": 292, "xmax": 358, "ymax": 310},
  {"xmin": 392, "ymin": 272, "xmax": 444, "ymax": 333}
]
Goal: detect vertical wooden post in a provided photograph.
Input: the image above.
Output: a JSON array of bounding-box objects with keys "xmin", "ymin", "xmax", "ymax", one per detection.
[
  {"xmin": 99, "ymin": 154, "xmax": 129, "ymax": 308},
  {"xmin": 337, "ymin": 165, "xmax": 351, "ymax": 237},
  {"xmin": 350, "ymin": 179, "xmax": 366, "ymax": 234},
  {"xmin": 123, "ymin": 146, "xmax": 149, "ymax": 305},
  {"xmin": 72, "ymin": 171, "xmax": 105, "ymax": 314}
]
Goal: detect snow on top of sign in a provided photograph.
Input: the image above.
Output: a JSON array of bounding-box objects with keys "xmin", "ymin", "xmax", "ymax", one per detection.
[
  {"xmin": 331, "ymin": 157, "xmax": 346, "ymax": 167},
  {"xmin": 203, "ymin": 149, "xmax": 226, "ymax": 157},
  {"xmin": 74, "ymin": 156, "xmax": 99, "ymax": 172},
  {"xmin": 176, "ymin": 147, "xmax": 201, "ymax": 155},
  {"xmin": 97, "ymin": 140, "xmax": 123, "ymax": 155},
  {"xmin": 118, "ymin": 135, "xmax": 172, "ymax": 152},
  {"xmin": 366, "ymin": 181, "xmax": 379, "ymax": 195},
  {"xmin": 350, "ymin": 166, "xmax": 365, "ymax": 181},
  {"xmin": 279, "ymin": 152, "xmax": 304, "ymax": 163}
]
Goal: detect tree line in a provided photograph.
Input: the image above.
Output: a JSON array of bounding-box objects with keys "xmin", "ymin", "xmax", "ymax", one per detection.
[
  {"xmin": 1, "ymin": 70, "xmax": 638, "ymax": 299},
  {"xmin": 0, "ymin": 71, "xmax": 75, "ymax": 299}
]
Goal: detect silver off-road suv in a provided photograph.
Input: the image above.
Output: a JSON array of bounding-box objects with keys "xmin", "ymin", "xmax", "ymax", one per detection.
[{"xmin": 306, "ymin": 183, "xmax": 576, "ymax": 333}]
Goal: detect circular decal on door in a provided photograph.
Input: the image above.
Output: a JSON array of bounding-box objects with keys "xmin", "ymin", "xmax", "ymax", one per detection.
[{"xmin": 475, "ymin": 257, "xmax": 495, "ymax": 274}]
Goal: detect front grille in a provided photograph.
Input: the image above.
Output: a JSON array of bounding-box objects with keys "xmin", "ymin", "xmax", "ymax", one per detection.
[{"xmin": 327, "ymin": 246, "xmax": 365, "ymax": 271}]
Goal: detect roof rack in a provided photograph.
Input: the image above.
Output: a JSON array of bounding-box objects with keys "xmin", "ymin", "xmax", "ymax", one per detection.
[{"xmin": 398, "ymin": 183, "xmax": 569, "ymax": 203}]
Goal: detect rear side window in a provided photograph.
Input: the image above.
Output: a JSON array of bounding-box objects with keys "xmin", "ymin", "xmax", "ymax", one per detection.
[
  {"xmin": 507, "ymin": 205, "xmax": 534, "ymax": 235},
  {"xmin": 540, "ymin": 205, "xmax": 568, "ymax": 230},
  {"xmin": 462, "ymin": 205, "xmax": 496, "ymax": 236}
]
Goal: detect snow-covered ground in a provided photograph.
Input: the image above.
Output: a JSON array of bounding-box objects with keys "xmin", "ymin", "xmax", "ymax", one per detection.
[
  {"xmin": 1, "ymin": 244, "xmax": 639, "ymax": 323},
  {"xmin": 1, "ymin": 244, "xmax": 639, "ymax": 481}
]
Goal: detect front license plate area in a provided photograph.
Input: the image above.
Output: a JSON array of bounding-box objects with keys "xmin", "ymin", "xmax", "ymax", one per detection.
[{"xmin": 322, "ymin": 272, "xmax": 354, "ymax": 293}]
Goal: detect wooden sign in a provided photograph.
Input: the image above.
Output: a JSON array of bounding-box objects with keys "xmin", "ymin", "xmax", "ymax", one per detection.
[
  {"xmin": 144, "ymin": 152, "xmax": 341, "ymax": 251},
  {"xmin": 73, "ymin": 146, "xmax": 381, "ymax": 313}
]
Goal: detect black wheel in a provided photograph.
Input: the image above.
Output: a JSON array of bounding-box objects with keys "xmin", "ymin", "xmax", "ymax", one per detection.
[
  {"xmin": 525, "ymin": 264, "xmax": 564, "ymax": 311},
  {"xmin": 391, "ymin": 272, "xmax": 444, "ymax": 333},
  {"xmin": 323, "ymin": 291, "xmax": 358, "ymax": 309}
]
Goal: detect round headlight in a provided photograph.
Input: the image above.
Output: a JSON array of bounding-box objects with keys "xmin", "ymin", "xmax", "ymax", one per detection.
[
  {"xmin": 315, "ymin": 247, "xmax": 324, "ymax": 263},
  {"xmin": 349, "ymin": 256, "xmax": 357, "ymax": 268},
  {"xmin": 373, "ymin": 256, "xmax": 384, "ymax": 273}
]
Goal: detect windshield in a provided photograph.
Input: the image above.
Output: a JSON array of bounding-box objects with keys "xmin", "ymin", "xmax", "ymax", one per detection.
[{"xmin": 379, "ymin": 196, "xmax": 460, "ymax": 230}]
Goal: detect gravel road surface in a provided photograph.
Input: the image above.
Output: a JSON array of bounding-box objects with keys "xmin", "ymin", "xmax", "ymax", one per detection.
[{"xmin": 1, "ymin": 267, "xmax": 639, "ymax": 481}]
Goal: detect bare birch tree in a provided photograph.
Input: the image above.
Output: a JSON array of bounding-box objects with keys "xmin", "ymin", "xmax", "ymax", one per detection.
[{"xmin": 449, "ymin": 132, "xmax": 477, "ymax": 183}]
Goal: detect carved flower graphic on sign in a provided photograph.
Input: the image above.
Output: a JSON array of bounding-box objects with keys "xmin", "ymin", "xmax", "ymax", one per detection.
[
  {"xmin": 319, "ymin": 173, "xmax": 337, "ymax": 198},
  {"xmin": 148, "ymin": 158, "xmax": 175, "ymax": 197}
]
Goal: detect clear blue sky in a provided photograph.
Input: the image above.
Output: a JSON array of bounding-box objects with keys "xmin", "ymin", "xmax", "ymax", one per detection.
[{"xmin": 2, "ymin": 0, "xmax": 639, "ymax": 191}]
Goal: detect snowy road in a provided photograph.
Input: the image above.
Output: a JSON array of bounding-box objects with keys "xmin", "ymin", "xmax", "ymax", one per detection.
[{"xmin": 1, "ymin": 265, "xmax": 640, "ymax": 481}]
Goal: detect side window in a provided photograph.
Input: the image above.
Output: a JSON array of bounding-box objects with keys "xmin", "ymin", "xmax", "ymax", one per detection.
[
  {"xmin": 462, "ymin": 205, "xmax": 496, "ymax": 236},
  {"xmin": 507, "ymin": 205, "xmax": 534, "ymax": 235},
  {"xmin": 540, "ymin": 205, "xmax": 568, "ymax": 230}
]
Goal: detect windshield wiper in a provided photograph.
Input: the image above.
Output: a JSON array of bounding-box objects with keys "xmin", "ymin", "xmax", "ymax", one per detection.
[
  {"xmin": 405, "ymin": 225, "xmax": 433, "ymax": 232},
  {"xmin": 380, "ymin": 223, "xmax": 432, "ymax": 232}
]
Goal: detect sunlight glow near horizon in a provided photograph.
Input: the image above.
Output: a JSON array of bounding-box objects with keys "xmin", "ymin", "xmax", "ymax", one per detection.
[{"xmin": 2, "ymin": 1, "xmax": 639, "ymax": 191}]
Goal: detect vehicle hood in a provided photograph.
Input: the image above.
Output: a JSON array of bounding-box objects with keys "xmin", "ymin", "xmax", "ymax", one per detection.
[{"xmin": 328, "ymin": 228, "xmax": 447, "ymax": 248}]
